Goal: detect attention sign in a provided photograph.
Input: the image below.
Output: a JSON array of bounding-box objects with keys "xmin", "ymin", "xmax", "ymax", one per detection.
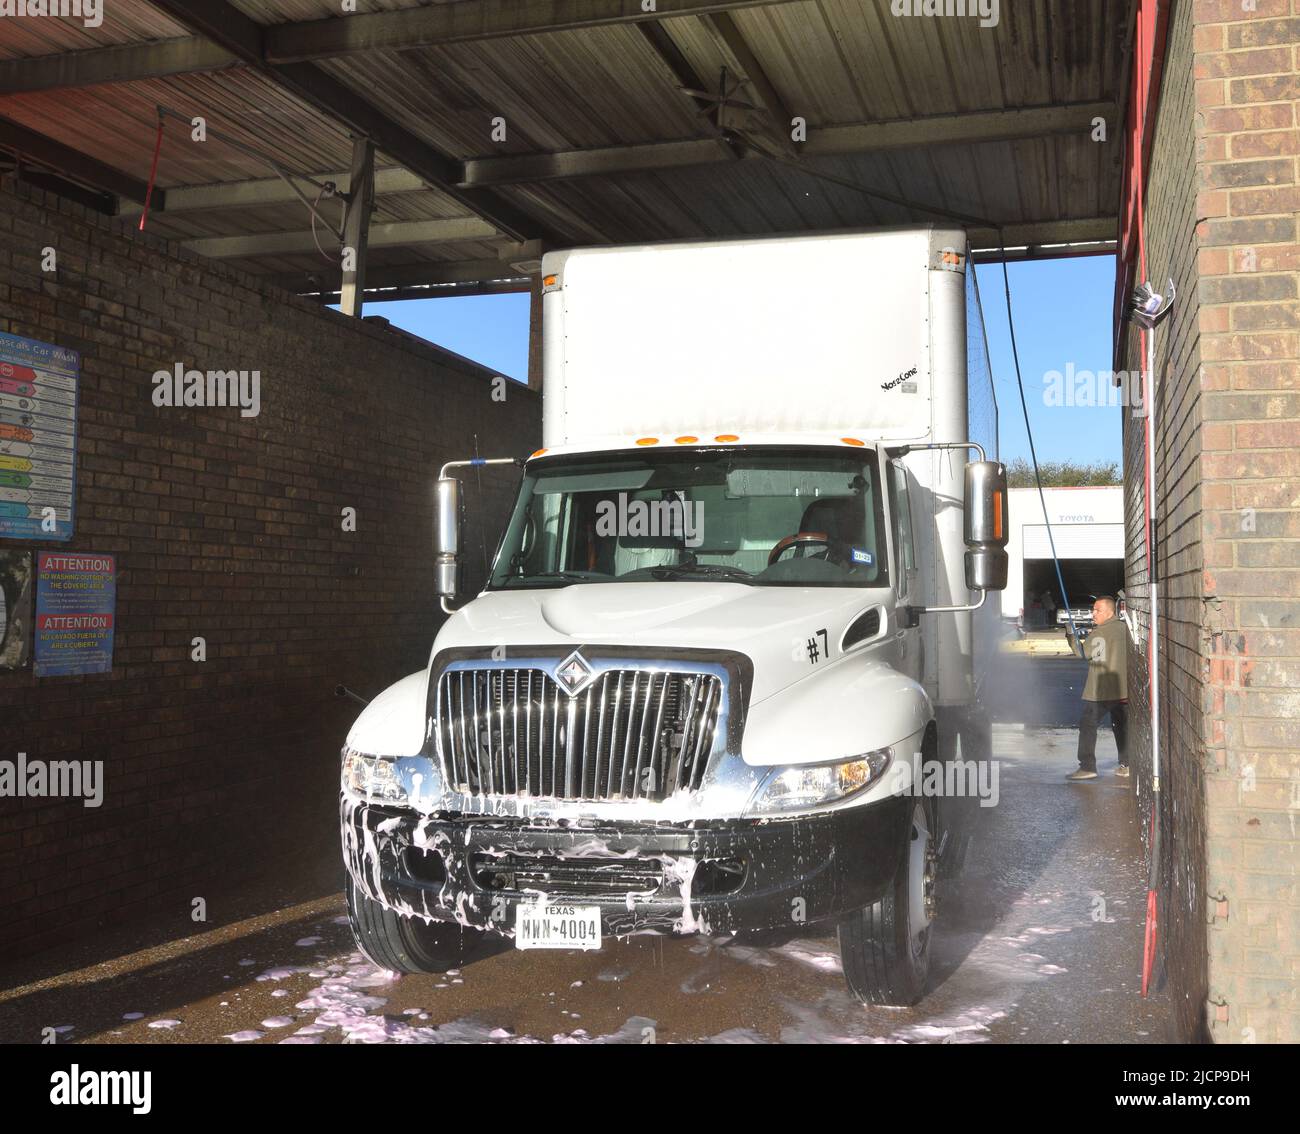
[{"xmin": 34, "ymin": 552, "xmax": 115, "ymax": 677}]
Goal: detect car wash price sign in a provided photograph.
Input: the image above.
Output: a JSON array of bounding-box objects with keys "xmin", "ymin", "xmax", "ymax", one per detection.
[
  {"xmin": 0, "ymin": 331, "xmax": 78, "ymax": 541},
  {"xmin": 34, "ymin": 553, "xmax": 115, "ymax": 677}
]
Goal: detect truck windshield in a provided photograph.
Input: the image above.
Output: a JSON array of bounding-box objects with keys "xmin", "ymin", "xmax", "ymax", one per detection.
[{"xmin": 488, "ymin": 448, "xmax": 889, "ymax": 589}]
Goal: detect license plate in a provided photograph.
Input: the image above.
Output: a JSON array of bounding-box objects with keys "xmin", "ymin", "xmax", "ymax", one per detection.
[{"xmin": 514, "ymin": 903, "xmax": 602, "ymax": 950}]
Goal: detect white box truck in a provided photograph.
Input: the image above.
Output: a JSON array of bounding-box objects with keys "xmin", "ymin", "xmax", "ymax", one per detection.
[{"xmin": 341, "ymin": 226, "xmax": 1009, "ymax": 1006}]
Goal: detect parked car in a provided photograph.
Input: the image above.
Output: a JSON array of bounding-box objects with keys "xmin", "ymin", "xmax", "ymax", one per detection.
[{"xmin": 1056, "ymin": 604, "xmax": 1094, "ymax": 628}]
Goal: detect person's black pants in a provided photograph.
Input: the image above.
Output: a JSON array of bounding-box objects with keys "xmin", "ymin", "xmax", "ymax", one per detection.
[{"xmin": 1077, "ymin": 700, "xmax": 1127, "ymax": 771}]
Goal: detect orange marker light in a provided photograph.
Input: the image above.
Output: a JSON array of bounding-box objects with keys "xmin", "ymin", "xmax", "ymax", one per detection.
[
  {"xmin": 993, "ymin": 491, "xmax": 1004, "ymax": 540},
  {"xmin": 675, "ymin": 435, "xmax": 698, "ymax": 444},
  {"xmin": 714, "ymin": 434, "xmax": 739, "ymax": 443},
  {"xmin": 530, "ymin": 448, "xmax": 547, "ymax": 459},
  {"xmin": 841, "ymin": 437, "xmax": 865, "ymax": 447},
  {"xmin": 542, "ymin": 274, "xmax": 558, "ymax": 287},
  {"xmin": 635, "ymin": 437, "xmax": 659, "ymax": 446}
]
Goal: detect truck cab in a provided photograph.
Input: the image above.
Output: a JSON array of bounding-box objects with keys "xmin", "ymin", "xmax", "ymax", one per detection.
[{"xmin": 341, "ymin": 227, "xmax": 1008, "ymax": 1006}]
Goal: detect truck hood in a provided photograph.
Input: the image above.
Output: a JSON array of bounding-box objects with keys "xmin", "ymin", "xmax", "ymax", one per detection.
[
  {"xmin": 433, "ymin": 582, "xmax": 892, "ymax": 705},
  {"xmin": 349, "ymin": 583, "xmax": 930, "ymax": 766}
]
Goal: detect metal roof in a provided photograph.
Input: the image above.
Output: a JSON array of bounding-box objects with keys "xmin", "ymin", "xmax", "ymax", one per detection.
[{"xmin": 0, "ymin": 0, "xmax": 1131, "ymax": 301}]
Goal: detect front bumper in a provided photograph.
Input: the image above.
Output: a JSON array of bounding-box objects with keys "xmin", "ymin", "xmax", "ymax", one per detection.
[{"xmin": 342, "ymin": 794, "xmax": 910, "ymax": 938}]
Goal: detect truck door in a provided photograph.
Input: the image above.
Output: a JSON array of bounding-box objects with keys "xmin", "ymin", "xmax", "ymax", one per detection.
[{"xmin": 888, "ymin": 459, "xmax": 923, "ymax": 683}]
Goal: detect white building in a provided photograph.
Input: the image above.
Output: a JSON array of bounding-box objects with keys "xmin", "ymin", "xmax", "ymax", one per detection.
[{"xmin": 1000, "ymin": 485, "xmax": 1125, "ymax": 626}]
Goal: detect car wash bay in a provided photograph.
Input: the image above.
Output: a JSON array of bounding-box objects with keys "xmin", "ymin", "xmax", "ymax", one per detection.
[
  {"xmin": 0, "ymin": 652, "xmax": 1173, "ymax": 1044},
  {"xmin": 2, "ymin": 0, "xmax": 1297, "ymax": 1044},
  {"xmin": 1002, "ymin": 486, "xmax": 1127, "ymax": 628}
]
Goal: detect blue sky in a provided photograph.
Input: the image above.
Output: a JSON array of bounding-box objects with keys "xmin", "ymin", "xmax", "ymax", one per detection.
[
  {"xmin": 362, "ymin": 255, "xmax": 1121, "ymax": 468},
  {"xmin": 359, "ymin": 293, "xmax": 532, "ymax": 382},
  {"xmin": 974, "ymin": 255, "xmax": 1122, "ymax": 468}
]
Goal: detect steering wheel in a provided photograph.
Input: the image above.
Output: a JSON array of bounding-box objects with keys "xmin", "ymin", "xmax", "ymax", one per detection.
[{"xmin": 768, "ymin": 531, "xmax": 830, "ymax": 566}]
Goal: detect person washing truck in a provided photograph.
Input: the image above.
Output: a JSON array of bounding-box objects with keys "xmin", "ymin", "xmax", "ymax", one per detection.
[
  {"xmin": 339, "ymin": 226, "xmax": 1009, "ymax": 1006},
  {"xmin": 1067, "ymin": 595, "xmax": 1129, "ymax": 781}
]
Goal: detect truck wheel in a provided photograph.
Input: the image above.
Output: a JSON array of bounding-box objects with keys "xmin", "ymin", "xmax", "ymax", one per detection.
[
  {"xmin": 838, "ymin": 797, "xmax": 936, "ymax": 1006},
  {"xmin": 345, "ymin": 874, "xmax": 470, "ymax": 974}
]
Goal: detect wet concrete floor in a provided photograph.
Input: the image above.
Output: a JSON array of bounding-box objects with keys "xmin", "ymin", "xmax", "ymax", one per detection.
[{"xmin": 0, "ymin": 657, "xmax": 1171, "ymax": 1043}]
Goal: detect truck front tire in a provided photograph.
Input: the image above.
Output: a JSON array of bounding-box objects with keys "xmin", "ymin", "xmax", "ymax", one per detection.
[
  {"xmin": 345, "ymin": 874, "xmax": 472, "ymax": 974},
  {"xmin": 838, "ymin": 796, "xmax": 936, "ymax": 1006}
]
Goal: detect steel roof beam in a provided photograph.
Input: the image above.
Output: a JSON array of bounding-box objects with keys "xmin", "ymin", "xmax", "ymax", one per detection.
[
  {"xmin": 338, "ymin": 136, "xmax": 375, "ymax": 317},
  {"xmin": 119, "ymin": 166, "xmax": 427, "ymax": 214},
  {"xmin": 182, "ymin": 217, "xmax": 497, "ymax": 259},
  {"xmin": 0, "ymin": 38, "xmax": 234, "ymax": 94},
  {"xmin": 0, "ymin": 4, "xmax": 794, "ymax": 92},
  {"xmin": 969, "ymin": 241, "xmax": 1116, "ymax": 264},
  {"xmin": 113, "ymin": 100, "xmax": 1114, "ymax": 207},
  {"xmin": 633, "ymin": 20, "xmax": 748, "ymax": 163},
  {"xmin": 463, "ymin": 101, "xmax": 1118, "ymax": 186},
  {"xmin": 265, "ymin": 0, "xmax": 793, "ymax": 62},
  {"xmin": 702, "ymin": 11, "xmax": 796, "ymax": 153},
  {"xmin": 260, "ymin": 217, "xmax": 1117, "ymax": 297},
  {"xmin": 266, "ymin": 258, "xmax": 537, "ymax": 294},
  {"xmin": 804, "ymin": 101, "xmax": 1116, "ymax": 153},
  {"xmin": 291, "ymin": 279, "xmax": 531, "ymax": 303},
  {"xmin": 464, "ymin": 138, "xmax": 726, "ymax": 187},
  {"xmin": 967, "ymin": 217, "xmax": 1118, "ymax": 252}
]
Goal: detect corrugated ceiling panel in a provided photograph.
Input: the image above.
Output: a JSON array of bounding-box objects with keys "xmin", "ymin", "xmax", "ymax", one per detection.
[
  {"xmin": 0, "ymin": 0, "xmax": 188, "ymax": 58},
  {"xmin": 0, "ymin": 0, "xmax": 1127, "ymax": 279},
  {"xmin": 319, "ymin": 25, "xmax": 705, "ymax": 157},
  {"xmin": 0, "ymin": 69, "xmax": 352, "ymax": 185}
]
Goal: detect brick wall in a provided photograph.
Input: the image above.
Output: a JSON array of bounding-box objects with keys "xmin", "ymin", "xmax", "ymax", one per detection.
[
  {"xmin": 1123, "ymin": 0, "xmax": 1300, "ymax": 1043},
  {"xmin": 0, "ymin": 176, "xmax": 540, "ymax": 958},
  {"xmin": 1192, "ymin": 0, "xmax": 1300, "ymax": 1045},
  {"xmin": 1121, "ymin": 0, "xmax": 1210, "ymax": 1044}
]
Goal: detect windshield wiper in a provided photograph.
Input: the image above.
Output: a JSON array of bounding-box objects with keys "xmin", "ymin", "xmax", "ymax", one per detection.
[
  {"xmin": 649, "ymin": 564, "xmax": 753, "ymax": 582},
  {"xmin": 500, "ymin": 570, "xmax": 605, "ymax": 586}
]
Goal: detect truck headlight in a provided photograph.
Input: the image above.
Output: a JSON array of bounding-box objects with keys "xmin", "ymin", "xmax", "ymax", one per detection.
[
  {"xmin": 750, "ymin": 749, "xmax": 891, "ymax": 813},
  {"xmin": 341, "ymin": 747, "xmax": 409, "ymax": 805}
]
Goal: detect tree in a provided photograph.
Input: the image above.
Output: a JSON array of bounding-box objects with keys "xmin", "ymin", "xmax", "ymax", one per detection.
[{"xmin": 1005, "ymin": 458, "xmax": 1120, "ymax": 488}]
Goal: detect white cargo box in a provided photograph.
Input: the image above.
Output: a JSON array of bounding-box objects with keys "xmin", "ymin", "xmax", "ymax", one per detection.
[{"xmin": 540, "ymin": 227, "xmax": 967, "ymax": 451}]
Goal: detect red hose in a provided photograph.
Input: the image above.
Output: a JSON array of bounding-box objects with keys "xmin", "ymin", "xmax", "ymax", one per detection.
[
  {"xmin": 1142, "ymin": 806, "xmax": 1159, "ymax": 995},
  {"xmin": 1130, "ymin": 0, "xmax": 1161, "ymax": 999},
  {"xmin": 138, "ymin": 116, "xmax": 164, "ymax": 232},
  {"xmin": 1142, "ymin": 889, "xmax": 1158, "ymax": 994}
]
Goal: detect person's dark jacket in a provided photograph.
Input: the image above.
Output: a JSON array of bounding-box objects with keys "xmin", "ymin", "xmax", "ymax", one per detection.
[{"xmin": 1081, "ymin": 618, "xmax": 1128, "ymax": 702}]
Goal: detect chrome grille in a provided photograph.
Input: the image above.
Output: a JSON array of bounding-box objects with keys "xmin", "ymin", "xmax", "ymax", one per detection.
[{"xmin": 436, "ymin": 667, "xmax": 723, "ymax": 801}]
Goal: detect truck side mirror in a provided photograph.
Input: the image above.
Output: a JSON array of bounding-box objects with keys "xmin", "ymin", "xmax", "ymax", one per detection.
[
  {"xmin": 434, "ymin": 477, "xmax": 461, "ymax": 600},
  {"xmin": 963, "ymin": 460, "xmax": 1009, "ymax": 592},
  {"xmin": 965, "ymin": 546, "xmax": 1008, "ymax": 591}
]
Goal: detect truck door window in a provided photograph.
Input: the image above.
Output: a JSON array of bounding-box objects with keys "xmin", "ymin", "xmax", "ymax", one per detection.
[{"xmin": 888, "ymin": 460, "xmax": 916, "ymax": 587}]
